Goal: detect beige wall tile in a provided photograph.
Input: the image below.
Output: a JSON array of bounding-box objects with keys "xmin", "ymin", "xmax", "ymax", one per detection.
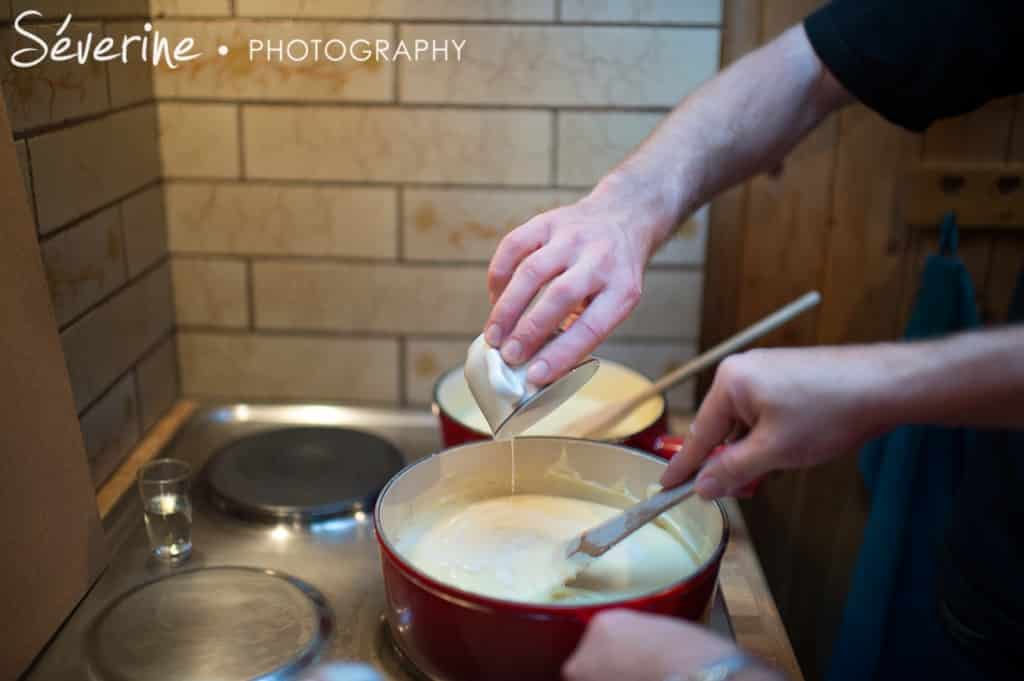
[
  {"xmin": 80, "ymin": 374, "xmax": 140, "ymax": 487},
  {"xmin": 650, "ymin": 204, "xmax": 708, "ymax": 265},
  {"xmin": 166, "ymin": 182, "xmax": 397, "ymax": 258},
  {"xmin": 404, "ymin": 336, "xmax": 696, "ymax": 410},
  {"xmin": 235, "ymin": 0, "xmax": 553, "ymax": 20},
  {"xmin": 159, "ymin": 102, "xmax": 240, "ymax": 178},
  {"xmin": 400, "ymin": 25, "xmax": 718, "ymax": 107},
  {"xmin": 562, "ymin": 0, "xmax": 722, "ymax": 24},
  {"xmin": 106, "ymin": 21, "xmax": 156, "ymax": 107},
  {"xmin": 178, "ymin": 332, "xmax": 400, "ymax": 402},
  {"xmin": 41, "ymin": 206, "xmax": 127, "ymax": 327},
  {"xmin": 244, "ymin": 106, "xmax": 551, "ymax": 185},
  {"xmin": 557, "ymin": 111, "xmax": 662, "ymax": 187},
  {"xmin": 1, "ymin": 4, "xmax": 9, "ymax": 19},
  {"xmin": 403, "ymin": 188, "xmax": 579, "ymax": 262},
  {"xmin": 30, "ymin": 104, "xmax": 161, "ymax": 232},
  {"xmin": 136, "ymin": 336, "xmax": 179, "ymax": 431},
  {"xmin": 0, "ymin": 22, "xmax": 109, "ymax": 132},
  {"xmin": 404, "ymin": 338, "xmax": 466, "ymax": 406},
  {"xmin": 121, "ymin": 185, "xmax": 168, "ymax": 275},
  {"xmin": 153, "ymin": 21, "xmax": 394, "ymax": 101},
  {"xmin": 14, "ymin": 140, "xmax": 32, "ymax": 204},
  {"xmin": 614, "ymin": 268, "xmax": 702, "ymax": 339},
  {"xmin": 152, "ymin": 0, "xmax": 232, "ymax": 16},
  {"xmin": 172, "ymin": 257, "xmax": 249, "ymax": 327},
  {"xmin": 61, "ymin": 263, "xmax": 174, "ymax": 411},
  {"xmin": 253, "ymin": 261, "xmax": 489, "ymax": 334},
  {"xmin": 11, "ymin": 1, "xmax": 148, "ymax": 19}
]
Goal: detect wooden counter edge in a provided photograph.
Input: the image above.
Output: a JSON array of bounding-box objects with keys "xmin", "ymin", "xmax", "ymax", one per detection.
[
  {"xmin": 96, "ymin": 400, "xmax": 198, "ymax": 520},
  {"xmin": 97, "ymin": 404, "xmax": 804, "ymax": 680}
]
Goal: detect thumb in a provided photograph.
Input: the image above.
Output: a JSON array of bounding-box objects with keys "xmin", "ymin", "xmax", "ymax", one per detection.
[{"xmin": 694, "ymin": 433, "xmax": 776, "ymax": 499}]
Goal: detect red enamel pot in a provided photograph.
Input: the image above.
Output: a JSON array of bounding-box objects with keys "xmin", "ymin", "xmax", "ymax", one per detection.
[
  {"xmin": 374, "ymin": 437, "xmax": 729, "ymax": 681},
  {"xmin": 433, "ymin": 360, "xmax": 682, "ymax": 458}
]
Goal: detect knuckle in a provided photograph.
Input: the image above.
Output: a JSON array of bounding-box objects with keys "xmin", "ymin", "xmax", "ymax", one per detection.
[{"xmin": 519, "ymin": 254, "xmax": 548, "ymax": 284}]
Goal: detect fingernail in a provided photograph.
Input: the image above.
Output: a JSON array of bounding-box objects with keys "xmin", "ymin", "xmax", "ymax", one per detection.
[
  {"xmin": 484, "ymin": 324, "xmax": 502, "ymax": 346},
  {"xmin": 696, "ymin": 475, "xmax": 725, "ymax": 499},
  {"xmin": 527, "ymin": 360, "xmax": 549, "ymax": 384},
  {"xmin": 501, "ymin": 339, "xmax": 523, "ymax": 364}
]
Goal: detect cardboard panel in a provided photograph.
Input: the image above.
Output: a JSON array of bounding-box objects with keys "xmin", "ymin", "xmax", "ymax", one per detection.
[{"xmin": 0, "ymin": 99, "xmax": 108, "ymax": 679}]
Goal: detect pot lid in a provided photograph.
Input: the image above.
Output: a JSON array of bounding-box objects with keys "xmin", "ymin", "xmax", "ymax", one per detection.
[
  {"xmin": 205, "ymin": 426, "xmax": 405, "ymax": 521},
  {"xmin": 86, "ymin": 567, "xmax": 333, "ymax": 681}
]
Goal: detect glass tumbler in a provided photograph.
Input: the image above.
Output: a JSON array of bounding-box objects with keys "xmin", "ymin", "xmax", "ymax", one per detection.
[{"xmin": 137, "ymin": 458, "xmax": 193, "ymax": 562}]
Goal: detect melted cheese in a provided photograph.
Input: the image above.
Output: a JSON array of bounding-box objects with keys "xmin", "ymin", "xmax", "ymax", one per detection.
[{"xmin": 398, "ymin": 494, "xmax": 697, "ymax": 605}]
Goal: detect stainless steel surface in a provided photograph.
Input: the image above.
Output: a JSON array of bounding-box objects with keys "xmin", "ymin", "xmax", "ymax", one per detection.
[
  {"xmin": 87, "ymin": 567, "xmax": 332, "ymax": 681},
  {"xmin": 206, "ymin": 426, "xmax": 404, "ymax": 521},
  {"xmin": 24, "ymin": 403, "xmax": 732, "ymax": 681},
  {"xmin": 494, "ymin": 358, "xmax": 600, "ymax": 439},
  {"xmin": 568, "ymin": 479, "xmax": 699, "ymax": 560}
]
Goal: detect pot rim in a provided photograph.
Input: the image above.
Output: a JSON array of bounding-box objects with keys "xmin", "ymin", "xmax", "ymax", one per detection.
[
  {"xmin": 431, "ymin": 363, "xmax": 667, "ymax": 443},
  {"xmin": 374, "ymin": 436, "xmax": 730, "ymax": 615}
]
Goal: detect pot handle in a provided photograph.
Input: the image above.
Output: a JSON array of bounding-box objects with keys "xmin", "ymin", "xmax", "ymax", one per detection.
[{"xmin": 652, "ymin": 435, "xmax": 760, "ymax": 497}]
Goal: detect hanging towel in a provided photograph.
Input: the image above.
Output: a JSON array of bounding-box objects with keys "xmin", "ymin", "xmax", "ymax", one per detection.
[{"xmin": 828, "ymin": 214, "xmax": 977, "ymax": 681}]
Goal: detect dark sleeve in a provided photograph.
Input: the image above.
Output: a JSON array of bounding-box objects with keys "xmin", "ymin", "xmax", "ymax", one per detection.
[{"xmin": 804, "ymin": 0, "xmax": 1024, "ymax": 132}]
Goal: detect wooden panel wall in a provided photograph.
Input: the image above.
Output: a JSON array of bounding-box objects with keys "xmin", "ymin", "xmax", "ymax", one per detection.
[{"xmin": 702, "ymin": 3, "xmax": 1024, "ymax": 679}]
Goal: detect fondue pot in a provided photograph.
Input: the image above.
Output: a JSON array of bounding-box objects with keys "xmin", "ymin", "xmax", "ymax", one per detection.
[
  {"xmin": 374, "ymin": 437, "xmax": 728, "ymax": 681},
  {"xmin": 433, "ymin": 359, "xmax": 677, "ymax": 455}
]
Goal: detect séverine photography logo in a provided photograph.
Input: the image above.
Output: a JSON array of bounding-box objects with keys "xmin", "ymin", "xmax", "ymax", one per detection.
[{"xmin": 9, "ymin": 10, "xmax": 466, "ymax": 69}]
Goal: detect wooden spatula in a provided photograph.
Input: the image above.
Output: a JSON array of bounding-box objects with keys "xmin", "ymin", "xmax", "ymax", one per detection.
[{"xmin": 562, "ymin": 291, "xmax": 822, "ymax": 439}]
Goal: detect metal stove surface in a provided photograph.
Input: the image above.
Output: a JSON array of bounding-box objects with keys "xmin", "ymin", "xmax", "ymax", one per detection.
[{"xmin": 24, "ymin": 403, "xmax": 732, "ymax": 681}]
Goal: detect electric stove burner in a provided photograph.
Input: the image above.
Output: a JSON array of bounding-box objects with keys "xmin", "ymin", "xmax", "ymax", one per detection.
[
  {"xmin": 205, "ymin": 426, "xmax": 405, "ymax": 522},
  {"xmin": 87, "ymin": 567, "xmax": 333, "ymax": 681}
]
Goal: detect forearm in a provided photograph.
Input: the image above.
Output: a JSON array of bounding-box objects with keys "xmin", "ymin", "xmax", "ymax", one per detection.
[
  {"xmin": 592, "ymin": 24, "xmax": 851, "ymax": 253},
  {"xmin": 868, "ymin": 327, "xmax": 1024, "ymax": 432}
]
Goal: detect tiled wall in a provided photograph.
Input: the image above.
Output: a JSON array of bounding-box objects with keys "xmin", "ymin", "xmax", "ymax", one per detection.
[
  {"xmin": 3, "ymin": 2, "xmax": 721, "ymax": 488},
  {"xmin": 159, "ymin": 1, "xmax": 722, "ymax": 410},
  {"xmin": 1, "ymin": 3, "xmax": 176, "ymax": 488}
]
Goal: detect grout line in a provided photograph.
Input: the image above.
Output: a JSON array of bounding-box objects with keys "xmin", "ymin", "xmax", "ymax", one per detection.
[
  {"xmin": 395, "ymin": 185, "xmax": 405, "ymax": 261},
  {"xmin": 392, "ymin": 22, "xmax": 401, "ymax": 102},
  {"xmin": 166, "ymin": 251, "xmax": 702, "ymax": 271},
  {"xmin": 21, "ymin": 139, "xmax": 41, "ymax": 229},
  {"xmin": 555, "ymin": 0, "xmax": 562, "ymax": 22},
  {"xmin": 236, "ymin": 104, "xmax": 246, "ymax": 179},
  {"xmin": 12, "ymin": 99, "xmax": 155, "ymax": 140},
  {"xmin": 245, "ymin": 258, "xmax": 256, "ymax": 330},
  {"xmin": 58, "ymin": 255, "xmax": 169, "ymax": 334},
  {"xmin": 38, "ymin": 178, "xmax": 162, "ymax": 243},
  {"xmin": 101, "ymin": 21, "xmax": 115, "ymax": 110},
  {"xmin": 175, "ymin": 325, "xmax": 701, "ymax": 344},
  {"xmin": 155, "ymin": 97, "xmax": 673, "ymax": 114},
  {"xmin": 398, "ymin": 336, "xmax": 408, "ymax": 407},
  {"xmin": 116, "ymin": 202, "xmax": 131, "ymax": 280},
  {"xmin": 163, "ymin": 176, "xmax": 599, "ymax": 191},
  {"xmin": 550, "ymin": 109, "xmax": 559, "ymax": 185}
]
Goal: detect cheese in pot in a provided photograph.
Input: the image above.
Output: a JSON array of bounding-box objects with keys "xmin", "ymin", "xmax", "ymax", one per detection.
[
  {"xmin": 397, "ymin": 494, "xmax": 698, "ymax": 604},
  {"xmin": 439, "ymin": 360, "xmax": 663, "ymax": 440}
]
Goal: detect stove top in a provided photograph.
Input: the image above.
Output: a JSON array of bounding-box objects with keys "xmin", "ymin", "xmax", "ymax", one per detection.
[{"xmin": 24, "ymin": 403, "xmax": 732, "ymax": 681}]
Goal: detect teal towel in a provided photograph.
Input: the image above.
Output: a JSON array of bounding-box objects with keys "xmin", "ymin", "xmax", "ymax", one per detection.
[{"xmin": 828, "ymin": 214, "xmax": 976, "ymax": 681}]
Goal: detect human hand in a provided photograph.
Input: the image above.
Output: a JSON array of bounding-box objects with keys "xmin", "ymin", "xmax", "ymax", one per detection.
[
  {"xmin": 563, "ymin": 610, "xmax": 768, "ymax": 681},
  {"xmin": 484, "ymin": 178, "xmax": 675, "ymax": 385},
  {"xmin": 661, "ymin": 346, "xmax": 892, "ymax": 498}
]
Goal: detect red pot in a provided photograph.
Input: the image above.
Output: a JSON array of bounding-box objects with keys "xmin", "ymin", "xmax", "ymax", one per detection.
[
  {"xmin": 374, "ymin": 437, "xmax": 729, "ymax": 681},
  {"xmin": 432, "ymin": 360, "xmax": 676, "ymax": 455}
]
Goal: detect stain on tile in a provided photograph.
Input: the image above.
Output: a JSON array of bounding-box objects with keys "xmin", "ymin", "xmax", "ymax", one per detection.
[
  {"xmin": 41, "ymin": 205, "xmax": 127, "ymax": 326},
  {"xmin": 165, "ymin": 182, "xmax": 397, "ymax": 257},
  {"xmin": 153, "ymin": 21, "xmax": 394, "ymax": 101},
  {"xmin": 400, "ymin": 25, "xmax": 719, "ymax": 106},
  {"xmin": 562, "ymin": 0, "xmax": 722, "ymax": 24},
  {"xmin": 558, "ymin": 112, "xmax": 663, "ymax": 187},
  {"xmin": 159, "ymin": 102, "xmax": 240, "ymax": 178},
  {"xmin": 171, "ymin": 257, "xmax": 249, "ymax": 327},
  {"xmin": 106, "ymin": 21, "xmax": 157, "ymax": 107},
  {"xmin": 12, "ymin": 1, "xmax": 149, "ymax": 16},
  {"xmin": 235, "ymin": 0, "xmax": 554, "ymax": 20},
  {"xmin": 151, "ymin": 0, "xmax": 232, "ymax": 16},
  {"xmin": 244, "ymin": 106, "xmax": 551, "ymax": 185},
  {"xmin": 61, "ymin": 263, "xmax": 174, "ymax": 411}
]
